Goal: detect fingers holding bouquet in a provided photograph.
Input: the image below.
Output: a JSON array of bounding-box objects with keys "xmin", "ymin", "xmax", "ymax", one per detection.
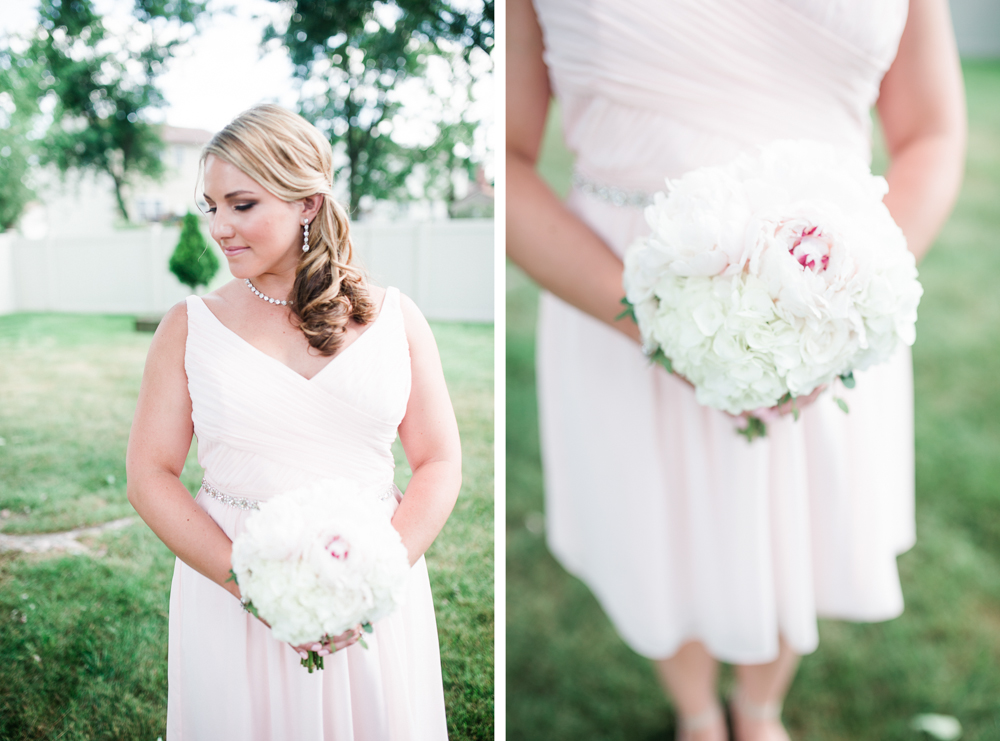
[
  {"xmin": 752, "ymin": 383, "xmax": 827, "ymax": 421},
  {"xmin": 292, "ymin": 624, "xmax": 367, "ymax": 660}
]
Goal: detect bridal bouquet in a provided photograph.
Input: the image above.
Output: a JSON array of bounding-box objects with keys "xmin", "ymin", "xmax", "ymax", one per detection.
[
  {"xmin": 230, "ymin": 478, "xmax": 410, "ymax": 672},
  {"xmin": 622, "ymin": 139, "xmax": 923, "ymax": 439}
]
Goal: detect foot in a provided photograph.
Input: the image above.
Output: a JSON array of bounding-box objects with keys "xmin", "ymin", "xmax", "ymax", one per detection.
[
  {"xmin": 677, "ymin": 703, "xmax": 728, "ymax": 741},
  {"xmin": 730, "ymin": 691, "xmax": 790, "ymax": 741}
]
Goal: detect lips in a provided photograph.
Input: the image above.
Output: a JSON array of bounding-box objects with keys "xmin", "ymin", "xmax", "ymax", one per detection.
[{"xmin": 222, "ymin": 245, "xmax": 250, "ymax": 257}]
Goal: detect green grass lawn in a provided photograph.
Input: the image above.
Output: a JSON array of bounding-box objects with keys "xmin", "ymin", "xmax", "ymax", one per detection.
[
  {"xmin": 0, "ymin": 313, "xmax": 494, "ymax": 740},
  {"xmin": 507, "ymin": 61, "xmax": 1000, "ymax": 740}
]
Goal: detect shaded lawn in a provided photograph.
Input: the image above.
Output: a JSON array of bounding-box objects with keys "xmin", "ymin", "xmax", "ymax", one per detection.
[
  {"xmin": 506, "ymin": 61, "xmax": 1000, "ymax": 740},
  {"xmin": 0, "ymin": 314, "xmax": 493, "ymax": 740}
]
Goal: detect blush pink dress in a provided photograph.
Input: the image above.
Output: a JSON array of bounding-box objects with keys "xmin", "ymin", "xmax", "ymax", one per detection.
[
  {"xmin": 533, "ymin": 0, "xmax": 915, "ymax": 664},
  {"xmin": 167, "ymin": 288, "xmax": 449, "ymax": 740}
]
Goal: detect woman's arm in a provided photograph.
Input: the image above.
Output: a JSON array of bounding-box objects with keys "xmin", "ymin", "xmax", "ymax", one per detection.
[
  {"xmin": 125, "ymin": 302, "xmax": 241, "ymax": 600},
  {"xmin": 506, "ymin": 0, "xmax": 641, "ymax": 342},
  {"xmin": 878, "ymin": 0, "xmax": 967, "ymax": 262},
  {"xmin": 393, "ymin": 295, "xmax": 463, "ymax": 566}
]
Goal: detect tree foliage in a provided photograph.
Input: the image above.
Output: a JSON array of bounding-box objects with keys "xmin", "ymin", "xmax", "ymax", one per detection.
[
  {"xmin": 169, "ymin": 211, "xmax": 218, "ymax": 291},
  {"xmin": 416, "ymin": 55, "xmax": 485, "ymax": 212},
  {"xmin": 265, "ymin": 0, "xmax": 493, "ymax": 215},
  {"xmin": 29, "ymin": 0, "xmax": 207, "ymax": 223},
  {"xmin": 0, "ymin": 42, "xmax": 43, "ymax": 231}
]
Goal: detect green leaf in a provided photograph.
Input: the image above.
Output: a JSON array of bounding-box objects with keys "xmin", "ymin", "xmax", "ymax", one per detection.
[
  {"xmin": 362, "ymin": 622, "xmax": 374, "ymax": 634},
  {"xmin": 777, "ymin": 392, "xmax": 793, "ymax": 405},
  {"xmin": 840, "ymin": 371, "xmax": 856, "ymax": 389},
  {"xmin": 650, "ymin": 348, "xmax": 673, "ymax": 374},
  {"xmin": 615, "ymin": 296, "xmax": 637, "ymax": 322},
  {"xmin": 226, "ymin": 570, "xmax": 238, "ymax": 584},
  {"xmin": 358, "ymin": 637, "xmax": 369, "ymax": 650},
  {"xmin": 737, "ymin": 416, "xmax": 767, "ymax": 442},
  {"xmin": 792, "ymin": 405, "xmax": 800, "ymax": 422},
  {"xmin": 834, "ymin": 397, "xmax": 849, "ymax": 414}
]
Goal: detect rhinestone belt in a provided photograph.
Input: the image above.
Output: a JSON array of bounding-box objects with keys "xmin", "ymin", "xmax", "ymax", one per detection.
[
  {"xmin": 572, "ymin": 171, "xmax": 654, "ymax": 209},
  {"xmin": 201, "ymin": 478, "xmax": 260, "ymax": 511},
  {"xmin": 201, "ymin": 478, "xmax": 396, "ymax": 511}
]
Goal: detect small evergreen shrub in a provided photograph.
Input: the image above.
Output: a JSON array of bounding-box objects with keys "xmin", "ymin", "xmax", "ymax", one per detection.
[{"xmin": 169, "ymin": 212, "xmax": 219, "ymax": 291}]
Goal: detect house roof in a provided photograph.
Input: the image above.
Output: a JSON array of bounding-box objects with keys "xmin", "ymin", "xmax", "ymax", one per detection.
[{"xmin": 161, "ymin": 125, "xmax": 215, "ymax": 146}]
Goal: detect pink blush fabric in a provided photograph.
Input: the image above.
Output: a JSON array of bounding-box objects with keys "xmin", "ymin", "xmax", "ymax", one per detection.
[
  {"xmin": 167, "ymin": 288, "xmax": 448, "ymax": 740},
  {"xmin": 533, "ymin": 0, "xmax": 914, "ymax": 664}
]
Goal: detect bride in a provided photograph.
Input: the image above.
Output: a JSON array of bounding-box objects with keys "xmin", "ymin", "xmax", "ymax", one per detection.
[
  {"xmin": 127, "ymin": 104, "xmax": 461, "ymax": 740},
  {"xmin": 507, "ymin": 0, "xmax": 965, "ymax": 739}
]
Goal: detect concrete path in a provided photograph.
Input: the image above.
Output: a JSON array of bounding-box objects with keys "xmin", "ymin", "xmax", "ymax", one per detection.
[{"xmin": 0, "ymin": 517, "xmax": 138, "ymax": 554}]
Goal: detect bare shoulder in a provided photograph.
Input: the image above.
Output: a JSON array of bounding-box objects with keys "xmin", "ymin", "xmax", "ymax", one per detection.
[
  {"xmin": 398, "ymin": 292, "xmax": 447, "ymax": 373},
  {"xmin": 152, "ymin": 299, "xmax": 189, "ymax": 350},
  {"xmin": 398, "ymin": 292, "xmax": 435, "ymax": 344},
  {"xmin": 141, "ymin": 299, "xmax": 192, "ymax": 380}
]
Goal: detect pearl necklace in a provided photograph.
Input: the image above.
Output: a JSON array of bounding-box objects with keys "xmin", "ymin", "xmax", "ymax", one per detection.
[{"xmin": 245, "ymin": 279, "xmax": 292, "ymax": 306}]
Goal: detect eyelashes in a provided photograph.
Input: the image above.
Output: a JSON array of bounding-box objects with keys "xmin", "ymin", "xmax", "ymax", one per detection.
[{"xmin": 204, "ymin": 203, "xmax": 256, "ymax": 214}]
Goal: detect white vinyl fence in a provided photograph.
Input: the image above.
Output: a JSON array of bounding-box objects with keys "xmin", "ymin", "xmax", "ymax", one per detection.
[{"xmin": 0, "ymin": 219, "xmax": 493, "ymax": 322}]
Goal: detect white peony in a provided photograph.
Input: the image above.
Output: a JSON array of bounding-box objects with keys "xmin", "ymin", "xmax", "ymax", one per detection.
[
  {"xmin": 623, "ymin": 139, "xmax": 923, "ymax": 419},
  {"xmin": 230, "ymin": 478, "xmax": 410, "ymax": 653}
]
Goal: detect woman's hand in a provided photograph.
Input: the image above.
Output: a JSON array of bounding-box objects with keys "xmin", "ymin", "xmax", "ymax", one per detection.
[
  {"xmin": 741, "ymin": 385, "xmax": 827, "ymax": 424},
  {"xmin": 290, "ymin": 626, "xmax": 365, "ymax": 658},
  {"xmin": 238, "ymin": 598, "xmax": 364, "ymax": 657}
]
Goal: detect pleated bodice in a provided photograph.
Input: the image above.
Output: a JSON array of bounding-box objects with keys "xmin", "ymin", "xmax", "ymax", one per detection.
[
  {"xmin": 535, "ymin": 0, "xmax": 907, "ymax": 195},
  {"xmin": 185, "ymin": 288, "xmax": 410, "ymax": 502}
]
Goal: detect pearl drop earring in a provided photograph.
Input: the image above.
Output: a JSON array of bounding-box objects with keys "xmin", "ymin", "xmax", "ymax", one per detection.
[{"xmin": 302, "ymin": 220, "xmax": 310, "ymax": 252}]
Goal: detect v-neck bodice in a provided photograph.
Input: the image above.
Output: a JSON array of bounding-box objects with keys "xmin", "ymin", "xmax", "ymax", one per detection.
[
  {"xmin": 183, "ymin": 287, "xmax": 411, "ymax": 500},
  {"xmin": 193, "ymin": 290, "xmax": 392, "ymax": 383}
]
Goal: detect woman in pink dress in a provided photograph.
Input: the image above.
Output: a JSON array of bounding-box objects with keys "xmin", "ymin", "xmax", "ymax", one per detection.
[
  {"xmin": 508, "ymin": 1, "xmax": 965, "ymax": 739},
  {"xmin": 127, "ymin": 105, "xmax": 462, "ymax": 740}
]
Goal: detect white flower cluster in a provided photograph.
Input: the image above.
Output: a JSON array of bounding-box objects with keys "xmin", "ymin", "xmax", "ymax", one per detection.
[
  {"xmin": 624, "ymin": 140, "xmax": 923, "ymax": 415},
  {"xmin": 231, "ymin": 479, "xmax": 410, "ymax": 646}
]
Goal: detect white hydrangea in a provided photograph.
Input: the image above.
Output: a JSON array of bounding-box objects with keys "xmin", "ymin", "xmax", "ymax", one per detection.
[
  {"xmin": 230, "ymin": 478, "xmax": 410, "ymax": 646},
  {"xmin": 623, "ymin": 139, "xmax": 923, "ymax": 416}
]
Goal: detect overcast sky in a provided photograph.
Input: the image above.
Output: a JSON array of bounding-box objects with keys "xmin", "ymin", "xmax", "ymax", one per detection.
[
  {"xmin": 2, "ymin": 0, "xmax": 300, "ymax": 132},
  {"xmin": 0, "ymin": 0, "xmax": 494, "ymax": 156}
]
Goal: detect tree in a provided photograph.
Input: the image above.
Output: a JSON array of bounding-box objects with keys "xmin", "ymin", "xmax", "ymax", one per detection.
[
  {"xmin": 265, "ymin": 0, "xmax": 493, "ymax": 215},
  {"xmin": 415, "ymin": 50, "xmax": 491, "ymax": 213},
  {"xmin": 0, "ymin": 41, "xmax": 43, "ymax": 231},
  {"xmin": 169, "ymin": 211, "xmax": 218, "ymax": 291},
  {"xmin": 31, "ymin": 0, "xmax": 207, "ymax": 223}
]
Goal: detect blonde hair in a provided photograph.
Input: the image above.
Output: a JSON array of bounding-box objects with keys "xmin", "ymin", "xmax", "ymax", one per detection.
[{"xmin": 202, "ymin": 104, "xmax": 374, "ymax": 355}]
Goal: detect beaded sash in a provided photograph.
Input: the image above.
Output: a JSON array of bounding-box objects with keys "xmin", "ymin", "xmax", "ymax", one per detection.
[
  {"xmin": 572, "ymin": 171, "xmax": 654, "ymax": 208},
  {"xmin": 201, "ymin": 478, "xmax": 260, "ymax": 511},
  {"xmin": 201, "ymin": 478, "xmax": 396, "ymax": 511}
]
